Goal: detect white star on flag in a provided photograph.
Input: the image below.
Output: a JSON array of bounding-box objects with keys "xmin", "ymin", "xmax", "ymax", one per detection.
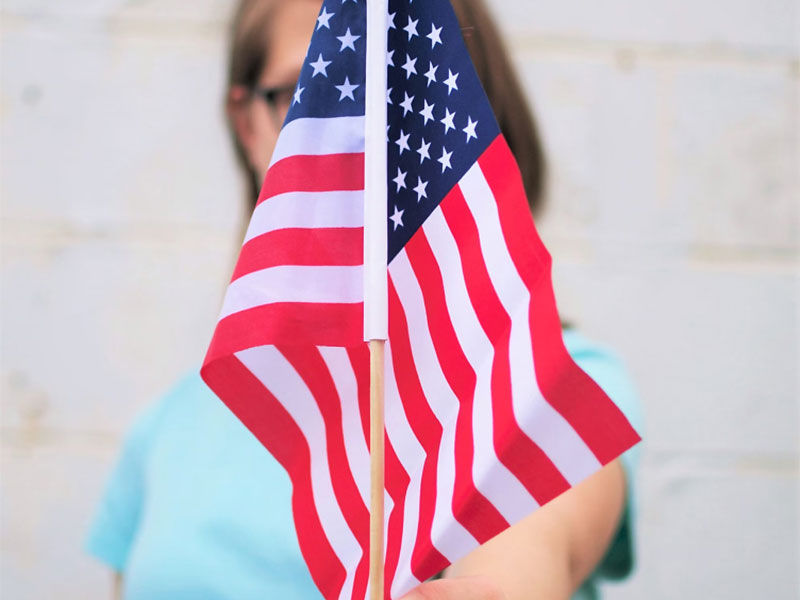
[
  {"xmin": 404, "ymin": 16, "xmax": 419, "ymax": 40},
  {"xmin": 402, "ymin": 54, "xmax": 417, "ymax": 79},
  {"xmin": 424, "ymin": 62, "xmax": 438, "ymax": 87},
  {"xmin": 416, "ymin": 137, "xmax": 431, "ymax": 163},
  {"xmin": 395, "ymin": 129, "xmax": 410, "ymax": 155},
  {"xmin": 309, "ymin": 54, "xmax": 332, "ymax": 77},
  {"xmin": 441, "ymin": 107, "xmax": 456, "ymax": 134},
  {"xmin": 438, "ymin": 146, "xmax": 453, "ymax": 172},
  {"xmin": 335, "ymin": 76, "xmax": 358, "ymax": 101},
  {"xmin": 389, "ymin": 205, "xmax": 404, "ymax": 230},
  {"xmin": 400, "ymin": 92, "xmax": 415, "ymax": 116},
  {"xmin": 392, "ymin": 167, "xmax": 407, "ymax": 191},
  {"xmin": 444, "ymin": 69, "xmax": 459, "ymax": 94},
  {"xmin": 413, "ymin": 176, "xmax": 428, "ymax": 201},
  {"xmin": 316, "ymin": 7, "xmax": 334, "ymax": 30},
  {"xmin": 336, "ymin": 28, "xmax": 360, "ymax": 52},
  {"xmin": 463, "ymin": 116, "xmax": 478, "ymax": 142},
  {"xmin": 419, "ymin": 99, "xmax": 435, "ymax": 125},
  {"xmin": 427, "ymin": 23, "xmax": 443, "ymax": 48}
]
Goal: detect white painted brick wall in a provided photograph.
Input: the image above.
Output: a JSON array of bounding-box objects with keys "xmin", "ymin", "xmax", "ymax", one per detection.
[{"xmin": 1, "ymin": 1, "xmax": 797, "ymax": 598}]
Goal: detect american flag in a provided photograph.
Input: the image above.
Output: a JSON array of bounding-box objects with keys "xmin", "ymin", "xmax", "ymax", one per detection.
[{"xmin": 201, "ymin": 0, "xmax": 641, "ymax": 599}]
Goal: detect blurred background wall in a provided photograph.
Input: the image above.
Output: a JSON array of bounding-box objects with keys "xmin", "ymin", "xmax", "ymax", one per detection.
[{"xmin": 1, "ymin": 0, "xmax": 797, "ymax": 598}]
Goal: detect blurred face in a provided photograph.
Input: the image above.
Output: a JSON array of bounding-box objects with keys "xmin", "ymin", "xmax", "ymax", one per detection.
[{"xmin": 229, "ymin": 0, "xmax": 321, "ymax": 182}]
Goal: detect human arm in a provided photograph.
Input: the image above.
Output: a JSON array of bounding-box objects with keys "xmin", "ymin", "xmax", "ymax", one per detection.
[
  {"xmin": 85, "ymin": 395, "xmax": 169, "ymax": 596},
  {"xmin": 402, "ymin": 458, "xmax": 627, "ymax": 600},
  {"xmin": 112, "ymin": 571, "xmax": 123, "ymax": 600}
]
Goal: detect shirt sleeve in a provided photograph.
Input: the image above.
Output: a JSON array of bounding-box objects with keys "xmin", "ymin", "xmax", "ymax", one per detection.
[
  {"xmin": 84, "ymin": 398, "xmax": 165, "ymax": 572},
  {"xmin": 562, "ymin": 329, "xmax": 645, "ymax": 581}
]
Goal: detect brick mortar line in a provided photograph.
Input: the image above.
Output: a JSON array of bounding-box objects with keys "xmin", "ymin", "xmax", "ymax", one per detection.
[
  {"xmin": 1, "ymin": 12, "xmax": 798, "ymax": 68},
  {"xmin": 638, "ymin": 458, "xmax": 800, "ymax": 477},
  {"xmin": 0, "ymin": 220, "xmax": 238, "ymax": 245},
  {"xmin": 547, "ymin": 245, "xmax": 800, "ymax": 267},
  {"xmin": 508, "ymin": 35, "xmax": 800, "ymax": 68},
  {"xmin": 1, "ymin": 429, "xmax": 122, "ymax": 447},
  {"xmin": 0, "ymin": 12, "xmax": 228, "ymax": 39}
]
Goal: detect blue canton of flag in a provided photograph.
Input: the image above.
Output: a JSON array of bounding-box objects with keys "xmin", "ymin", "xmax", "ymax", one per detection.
[
  {"xmin": 288, "ymin": 0, "xmax": 367, "ymax": 122},
  {"xmin": 385, "ymin": 1, "xmax": 498, "ymax": 259},
  {"xmin": 284, "ymin": 0, "xmax": 498, "ymax": 260}
]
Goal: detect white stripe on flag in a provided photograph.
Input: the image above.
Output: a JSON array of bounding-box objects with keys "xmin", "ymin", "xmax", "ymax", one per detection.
[
  {"xmin": 235, "ymin": 346, "xmax": 362, "ymax": 600},
  {"xmin": 460, "ymin": 164, "xmax": 602, "ymax": 484},
  {"xmin": 244, "ymin": 190, "xmax": 364, "ymax": 245},
  {"xmin": 389, "ymin": 252, "xmax": 480, "ymax": 561},
  {"xmin": 422, "ymin": 208, "xmax": 539, "ymax": 524},
  {"xmin": 318, "ymin": 347, "xmax": 371, "ymax": 507},
  {"xmin": 384, "ymin": 342, "xmax": 425, "ymax": 598},
  {"xmin": 219, "ymin": 265, "xmax": 363, "ymax": 320},
  {"xmin": 270, "ymin": 116, "xmax": 366, "ymax": 167}
]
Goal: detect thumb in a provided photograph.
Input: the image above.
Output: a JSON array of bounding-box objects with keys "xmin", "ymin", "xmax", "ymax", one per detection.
[{"xmin": 399, "ymin": 576, "xmax": 506, "ymax": 600}]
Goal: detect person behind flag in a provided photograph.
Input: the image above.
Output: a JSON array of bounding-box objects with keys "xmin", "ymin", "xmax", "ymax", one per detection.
[{"xmin": 85, "ymin": 1, "xmax": 644, "ymax": 599}]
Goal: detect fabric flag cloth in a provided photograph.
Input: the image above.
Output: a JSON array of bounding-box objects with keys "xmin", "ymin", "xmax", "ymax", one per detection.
[{"xmin": 201, "ymin": 0, "xmax": 642, "ymax": 599}]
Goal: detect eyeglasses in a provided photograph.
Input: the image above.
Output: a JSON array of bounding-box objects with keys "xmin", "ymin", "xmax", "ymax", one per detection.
[{"xmin": 252, "ymin": 82, "xmax": 298, "ymax": 128}]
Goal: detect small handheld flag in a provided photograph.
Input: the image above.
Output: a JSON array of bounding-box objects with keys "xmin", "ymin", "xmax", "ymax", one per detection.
[{"xmin": 201, "ymin": 1, "xmax": 641, "ymax": 599}]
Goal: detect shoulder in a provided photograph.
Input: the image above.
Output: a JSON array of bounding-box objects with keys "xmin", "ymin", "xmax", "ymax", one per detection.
[
  {"xmin": 85, "ymin": 370, "xmax": 217, "ymax": 568},
  {"xmin": 96, "ymin": 369, "xmax": 216, "ymax": 503},
  {"xmin": 85, "ymin": 370, "xmax": 208, "ymax": 570},
  {"xmin": 154, "ymin": 369, "xmax": 216, "ymax": 412},
  {"xmin": 122, "ymin": 371, "xmax": 209, "ymax": 449}
]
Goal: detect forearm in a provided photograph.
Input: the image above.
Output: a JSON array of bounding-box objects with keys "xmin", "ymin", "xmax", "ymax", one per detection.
[
  {"xmin": 444, "ymin": 510, "xmax": 574, "ymax": 600},
  {"xmin": 113, "ymin": 571, "xmax": 122, "ymax": 600},
  {"xmin": 441, "ymin": 459, "xmax": 627, "ymax": 600}
]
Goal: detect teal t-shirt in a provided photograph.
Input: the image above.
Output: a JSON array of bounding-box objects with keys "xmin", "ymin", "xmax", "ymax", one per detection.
[{"xmin": 85, "ymin": 330, "xmax": 643, "ymax": 599}]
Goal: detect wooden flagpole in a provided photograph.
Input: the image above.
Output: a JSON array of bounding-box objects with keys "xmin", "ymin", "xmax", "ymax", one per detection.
[
  {"xmin": 368, "ymin": 339, "xmax": 385, "ymax": 600},
  {"xmin": 364, "ymin": 0, "xmax": 389, "ymax": 597}
]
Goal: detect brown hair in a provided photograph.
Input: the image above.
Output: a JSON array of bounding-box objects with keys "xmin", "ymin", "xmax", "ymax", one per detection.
[
  {"xmin": 227, "ymin": 0, "xmax": 282, "ymax": 203},
  {"xmin": 226, "ymin": 0, "xmax": 547, "ymax": 215},
  {"xmin": 450, "ymin": 0, "xmax": 547, "ymax": 213}
]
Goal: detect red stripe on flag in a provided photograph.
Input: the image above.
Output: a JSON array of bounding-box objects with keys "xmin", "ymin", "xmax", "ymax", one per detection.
[
  {"xmin": 388, "ymin": 279, "xmax": 450, "ymax": 582},
  {"xmin": 404, "ymin": 233, "xmax": 509, "ymax": 543},
  {"xmin": 279, "ymin": 346, "xmax": 370, "ymax": 600},
  {"xmin": 478, "ymin": 137, "xmax": 641, "ymax": 464},
  {"xmin": 383, "ymin": 437, "xmax": 411, "ymax": 600},
  {"xmin": 232, "ymin": 228, "xmax": 364, "ymax": 282},
  {"xmin": 345, "ymin": 345, "xmax": 371, "ymax": 446},
  {"xmin": 440, "ymin": 185, "xmax": 571, "ymax": 504},
  {"xmin": 200, "ymin": 355, "xmax": 346, "ymax": 599},
  {"xmin": 258, "ymin": 153, "xmax": 365, "ymax": 205},
  {"xmin": 204, "ymin": 303, "xmax": 363, "ymax": 365}
]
